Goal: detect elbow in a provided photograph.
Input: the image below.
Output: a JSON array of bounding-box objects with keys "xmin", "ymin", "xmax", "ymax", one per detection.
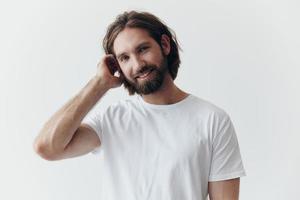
[{"xmin": 33, "ymin": 139, "xmax": 60, "ymax": 161}]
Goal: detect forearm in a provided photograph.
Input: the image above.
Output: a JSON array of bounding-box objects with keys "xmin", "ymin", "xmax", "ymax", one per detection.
[{"xmin": 34, "ymin": 76, "xmax": 109, "ymax": 155}]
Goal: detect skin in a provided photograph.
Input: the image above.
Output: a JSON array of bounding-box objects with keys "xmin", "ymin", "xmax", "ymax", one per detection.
[
  {"xmin": 208, "ymin": 178, "xmax": 240, "ymax": 200},
  {"xmin": 113, "ymin": 27, "xmax": 189, "ymax": 104},
  {"xmin": 33, "ymin": 26, "xmax": 240, "ymax": 199},
  {"xmin": 114, "ymin": 28, "xmax": 240, "ymax": 199}
]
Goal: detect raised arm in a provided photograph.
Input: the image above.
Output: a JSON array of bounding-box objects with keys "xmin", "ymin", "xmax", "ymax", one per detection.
[{"xmin": 33, "ymin": 55, "xmax": 123, "ymax": 160}]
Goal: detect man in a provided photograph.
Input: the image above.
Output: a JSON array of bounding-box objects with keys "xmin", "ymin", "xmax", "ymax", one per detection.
[{"xmin": 33, "ymin": 10, "xmax": 246, "ymax": 200}]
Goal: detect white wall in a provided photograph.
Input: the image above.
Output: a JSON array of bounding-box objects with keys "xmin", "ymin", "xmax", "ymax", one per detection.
[{"xmin": 1, "ymin": 0, "xmax": 299, "ymax": 199}]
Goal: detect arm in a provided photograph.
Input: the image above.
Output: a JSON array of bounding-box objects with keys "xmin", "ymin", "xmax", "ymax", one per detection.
[
  {"xmin": 33, "ymin": 55, "xmax": 122, "ymax": 161},
  {"xmin": 208, "ymin": 178, "xmax": 240, "ymax": 200}
]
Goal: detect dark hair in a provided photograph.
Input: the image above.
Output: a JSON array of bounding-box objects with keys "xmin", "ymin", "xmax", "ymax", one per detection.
[{"xmin": 103, "ymin": 10, "xmax": 181, "ymax": 81}]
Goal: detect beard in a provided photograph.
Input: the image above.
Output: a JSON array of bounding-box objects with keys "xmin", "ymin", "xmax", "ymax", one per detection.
[{"xmin": 122, "ymin": 57, "xmax": 168, "ymax": 95}]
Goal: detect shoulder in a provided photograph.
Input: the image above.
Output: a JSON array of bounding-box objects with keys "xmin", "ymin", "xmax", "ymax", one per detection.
[
  {"xmin": 104, "ymin": 96, "xmax": 140, "ymax": 116},
  {"xmin": 189, "ymin": 95, "xmax": 237, "ymax": 144},
  {"xmin": 188, "ymin": 95, "xmax": 233, "ymax": 138},
  {"xmin": 188, "ymin": 95, "xmax": 230, "ymax": 120}
]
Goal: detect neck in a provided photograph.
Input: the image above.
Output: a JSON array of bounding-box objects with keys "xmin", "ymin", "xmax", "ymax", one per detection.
[{"xmin": 140, "ymin": 74, "xmax": 189, "ymax": 105}]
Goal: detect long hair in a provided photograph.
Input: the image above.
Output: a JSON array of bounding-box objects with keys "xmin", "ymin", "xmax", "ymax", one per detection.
[{"xmin": 102, "ymin": 10, "xmax": 181, "ymax": 95}]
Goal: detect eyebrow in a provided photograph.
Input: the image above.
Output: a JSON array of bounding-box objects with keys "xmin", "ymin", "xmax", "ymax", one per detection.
[{"xmin": 116, "ymin": 41, "xmax": 151, "ymax": 60}]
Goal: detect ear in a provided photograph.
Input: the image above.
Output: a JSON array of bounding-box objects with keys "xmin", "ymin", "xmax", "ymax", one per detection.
[{"xmin": 160, "ymin": 34, "xmax": 171, "ymax": 56}]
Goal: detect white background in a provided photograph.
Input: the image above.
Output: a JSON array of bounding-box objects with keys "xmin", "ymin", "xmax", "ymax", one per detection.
[{"xmin": 0, "ymin": 0, "xmax": 299, "ymax": 199}]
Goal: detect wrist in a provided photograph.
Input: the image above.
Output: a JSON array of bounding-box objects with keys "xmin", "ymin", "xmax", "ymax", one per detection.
[{"xmin": 91, "ymin": 75, "xmax": 111, "ymax": 94}]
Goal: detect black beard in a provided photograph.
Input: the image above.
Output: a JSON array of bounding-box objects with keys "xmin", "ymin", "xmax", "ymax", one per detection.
[{"xmin": 122, "ymin": 58, "xmax": 168, "ymax": 95}]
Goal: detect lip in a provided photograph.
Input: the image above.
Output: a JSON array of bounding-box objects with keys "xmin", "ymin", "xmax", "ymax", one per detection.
[{"xmin": 137, "ymin": 69, "xmax": 153, "ymax": 79}]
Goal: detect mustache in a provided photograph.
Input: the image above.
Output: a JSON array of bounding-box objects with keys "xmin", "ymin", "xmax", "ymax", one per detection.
[{"xmin": 134, "ymin": 65, "xmax": 155, "ymax": 78}]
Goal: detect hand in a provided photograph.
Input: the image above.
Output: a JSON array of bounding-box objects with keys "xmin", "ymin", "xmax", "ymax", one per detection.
[{"xmin": 95, "ymin": 54, "xmax": 124, "ymax": 89}]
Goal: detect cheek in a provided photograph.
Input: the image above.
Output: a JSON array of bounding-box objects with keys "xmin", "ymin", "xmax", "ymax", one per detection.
[
  {"xmin": 119, "ymin": 65, "xmax": 131, "ymax": 78},
  {"xmin": 145, "ymin": 52, "xmax": 163, "ymax": 65},
  {"xmin": 144, "ymin": 53, "xmax": 156, "ymax": 61}
]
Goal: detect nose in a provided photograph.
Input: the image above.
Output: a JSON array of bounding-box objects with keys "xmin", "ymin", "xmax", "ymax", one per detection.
[{"xmin": 131, "ymin": 55, "xmax": 146, "ymax": 73}]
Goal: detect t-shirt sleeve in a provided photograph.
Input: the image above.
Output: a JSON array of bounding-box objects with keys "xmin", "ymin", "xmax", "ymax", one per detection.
[
  {"xmin": 208, "ymin": 113, "xmax": 246, "ymax": 181},
  {"xmin": 81, "ymin": 108, "xmax": 105, "ymax": 155}
]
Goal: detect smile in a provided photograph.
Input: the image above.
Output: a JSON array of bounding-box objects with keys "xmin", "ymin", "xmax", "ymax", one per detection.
[{"xmin": 137, "ymin": 69, "xmax": 154, "ymax": 79}]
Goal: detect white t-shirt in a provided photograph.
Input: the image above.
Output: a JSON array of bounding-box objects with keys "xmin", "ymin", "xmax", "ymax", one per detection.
[{"xmin": 82, "ymin": 94, "xmax": 246, "ymax": 200}]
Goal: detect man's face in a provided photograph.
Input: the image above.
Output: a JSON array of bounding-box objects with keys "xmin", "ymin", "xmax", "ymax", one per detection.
[{"xmin": 113, "ymin": 27, "xmax": 169, "ymax": 95}]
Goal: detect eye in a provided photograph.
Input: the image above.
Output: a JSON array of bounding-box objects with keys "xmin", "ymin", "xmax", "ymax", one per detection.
[
  {"xmin": 139, "ymin": 46, "xmax": 149, "ymax": 53},
  {"xmin": 120, "ymin": 55, "xmax": 129, "ymax": 62}
]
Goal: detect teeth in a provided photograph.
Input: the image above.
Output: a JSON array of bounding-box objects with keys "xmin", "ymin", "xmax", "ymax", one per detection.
[{"xmin": 139, "ymin": 70, "xmax": 152, "ymax": 78}]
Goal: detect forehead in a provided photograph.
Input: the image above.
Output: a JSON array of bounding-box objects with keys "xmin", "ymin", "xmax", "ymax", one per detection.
[{"xmin": 113, "ymin": 27, "xmax": 156, "ymax": 55}]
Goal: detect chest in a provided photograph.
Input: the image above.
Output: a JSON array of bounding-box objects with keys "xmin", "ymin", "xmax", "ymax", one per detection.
[{"xmin": 104, "ymin": 113, "xmax": 211, "ymax": 168}]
